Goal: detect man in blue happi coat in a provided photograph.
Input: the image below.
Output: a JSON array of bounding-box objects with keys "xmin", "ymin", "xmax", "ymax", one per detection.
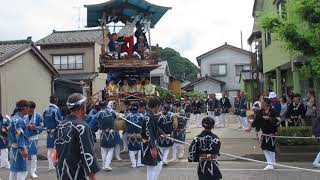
[
  {"xmin": 171, "ymin": 101, "xmax": 187, "ymax": 161},
  {"xmin": 96, "ymin": 101, "xmax": 116, "ymax": 171},
  {"xmin": 239, "ymin": 91, "xmax": 248, "ymax": 129},
  {"xmin": 27, "ymin": 101, "xmax": 44, "ymax": 178},
  {"xmin": 141, "ymin": 98, "xmax": 162, "ymax": 180},
  {"xmin": 157, "ymin": 104, "xmax": 174, "ymax": 165},
  {"xmin": 0, "ymin": 113, "xmax": 10, "ymax": 169},
  {"xmin": 125, "ymin": 101, "xmax": 144, "ymax": 168},
  {"xmin": 43, "ymin": 96, "xmax": 63, "ymax": 170},
  {"xmin": 8, "ymin": 100, "xmax": 29, "ymax": 180}
]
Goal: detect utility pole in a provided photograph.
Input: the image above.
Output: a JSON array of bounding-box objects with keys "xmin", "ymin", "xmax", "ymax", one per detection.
[{"xmin": 240, "ymin": 30, "xmax": 244, "ymax": 49}]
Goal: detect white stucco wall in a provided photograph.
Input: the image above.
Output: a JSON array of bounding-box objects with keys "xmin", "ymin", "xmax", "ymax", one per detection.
[
  {"xmin": 199, "ymin": 47, "xmax": 251, "ymax": 91},
  {"xmin": 0, "ymin": 51, "xmax": 53, "ymax": 115},
  {"xmin": 193, "ymin": 79, "xmax": 222, "ymax": 94}
]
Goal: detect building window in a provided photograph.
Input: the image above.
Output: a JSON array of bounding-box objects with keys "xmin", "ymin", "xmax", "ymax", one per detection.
[
  {"xmin": 235, "ymin": 65, "xmax": 251, "ymax": 76},
  {"xmin": 53, "ymin": 55, "xmax": 83, "ymax": 70},
  {"xmin": 211, "ymin": 64, "xmax": 227, "ymax": 76}
]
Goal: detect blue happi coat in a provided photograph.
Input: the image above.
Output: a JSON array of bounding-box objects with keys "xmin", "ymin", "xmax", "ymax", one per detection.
[
  {"xmin": 0, "ymin": 116, "xmax": 10, "ymax": 149},
  {"xmin": 88, "ymin": 114, "xmax": 99, "ymax": 143},
  {"xmin": 239, "ymin": 97, "xmax": 247, "ymax": 117},
  {"xmin": 8, "ymin": 113, "xmax": 28, "ymax": 172},
  {"xmin": 157, "ymin": 112, "xmax": 174, "ymax": 147},
  {"xmin": 125, "ymin": 111, "xmax": 144, "ymax": 151},
  {"xmin": 96, "ymin": 107, "xmax": 116, "ymax": 148},
  {"xmin": 43, "ymin": 104, "xmax": 62, "ymax": 148},
  {"xmin": 173, "ymin": 108, "xmax": 187, "ymax": 142},
  {"xmin": 27, "ymin": 112, "xmax": 44, "ymax": 155}
]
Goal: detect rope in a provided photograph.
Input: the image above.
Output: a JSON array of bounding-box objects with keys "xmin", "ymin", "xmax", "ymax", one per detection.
[
  {"xmin": 174, "ymin": 114, "xmax": 320, "ymax": 139},
  {"xmin": 116, "ymin": 112, "xmax": 320, "ymax": 173}
]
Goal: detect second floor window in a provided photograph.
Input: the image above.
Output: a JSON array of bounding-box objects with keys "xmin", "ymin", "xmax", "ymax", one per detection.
[
  {"xmin": 53, "ymin": 55, "xmax": 83, "ymax": 70},
  {"xmin": 211, "ymin": 64, "xmax": 227, "ymax": 76},
  {"xmin": 235, "ymin": 64, "xmax": 251, "ymax": 76}
]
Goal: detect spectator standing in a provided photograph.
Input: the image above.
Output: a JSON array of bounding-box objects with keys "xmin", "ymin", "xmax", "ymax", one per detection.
[
  {"xmin": 305, "ymin": 90, "xmax": 317, "ymax": 129},
  {"xmin": 279, "ymin": 96, "xmax": 288, "ymax": 127}
]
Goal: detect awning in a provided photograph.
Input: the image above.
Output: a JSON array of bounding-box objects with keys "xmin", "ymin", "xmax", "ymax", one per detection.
[
  {"xmin": 85, "ymin": 0, "xmax": 171, "ymax": 28},
  {"xmin": 58, "ymin": 72, "xmax": 99, "ymax": 82},
  {"xmin": 247, "ymin": 31, "xmax": 262, "ymax": 45}
]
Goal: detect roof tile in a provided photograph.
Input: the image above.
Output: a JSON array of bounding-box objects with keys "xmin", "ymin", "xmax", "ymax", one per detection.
[{"xmin": 36, "ymin": 29, "xmax": 103, "ymax": 46}]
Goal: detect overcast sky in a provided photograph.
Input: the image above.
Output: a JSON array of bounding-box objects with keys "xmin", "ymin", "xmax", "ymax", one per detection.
[{"xmin": 0, "ymin": 0, "xmax": 254, "ymax": 65}]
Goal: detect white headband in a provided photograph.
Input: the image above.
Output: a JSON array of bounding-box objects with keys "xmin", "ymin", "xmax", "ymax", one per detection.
[{"xmin": 66, "ymin": 95, "xmax": 87, "ymax": 109}]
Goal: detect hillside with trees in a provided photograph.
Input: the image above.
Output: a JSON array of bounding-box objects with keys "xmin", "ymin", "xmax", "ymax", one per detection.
[{"xmin": 159, "ymin": 47, "xmax": 200, "ymax": 81}]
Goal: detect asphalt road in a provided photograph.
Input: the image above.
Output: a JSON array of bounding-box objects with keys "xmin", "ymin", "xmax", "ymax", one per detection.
[{"xmin": 0, "ymin": 160, "xmax": 319, "ymax": 180}]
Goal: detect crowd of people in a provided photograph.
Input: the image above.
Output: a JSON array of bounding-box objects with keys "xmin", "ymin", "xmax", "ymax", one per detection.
[{"xmin": 0, "ymin": 89, "xmax": 319, "ymax": 180}]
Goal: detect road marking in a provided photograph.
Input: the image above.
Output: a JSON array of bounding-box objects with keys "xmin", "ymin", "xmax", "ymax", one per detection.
[{"xmin": 34, "ymin": 166, "xmax": 307, "ymax": 172}]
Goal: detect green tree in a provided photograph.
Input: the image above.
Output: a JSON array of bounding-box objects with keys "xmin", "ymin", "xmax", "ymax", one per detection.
[
  {"xmin": 259, "ymin": 0, "xmax": 320, "ymax": 77},
  {"xmin": 159, "ymin": 48, "xmax": 200, "ymax": 81}
]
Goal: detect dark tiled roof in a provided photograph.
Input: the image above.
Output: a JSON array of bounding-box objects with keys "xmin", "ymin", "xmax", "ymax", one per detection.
[
  {"xmin": 0, "ymin": 38, "xmax": 59, "ymax": 75},
  {"xmin": 0, "ymin": 39, "xmax": 32, "ymax": 62},
  {"xmin": 59, "ymin": 72, "xmax": 99, "ymax": 82},
  {"xmin": 36, "ymin": 29, "xmax": 103, "ymax": 46}
]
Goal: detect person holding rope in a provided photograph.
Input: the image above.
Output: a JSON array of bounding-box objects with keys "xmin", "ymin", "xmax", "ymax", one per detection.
[
  {"xmin": 246, "ymin": 98, "xmax": 279, "ymax": 170},
  {"xmin": 54, "ymin": 93, "xmax": 100, "ymax": 180},
  {"xmin": 8, "ymin": 100, "xmax": 29, "ymax": 180},
  {"xmin": 125, "ymin": 102, "xmax": 144, "ymax": 168},
  {"xmin": 121, "ymin": 99, "xmax": 131, "ymax": 153},
  {"xmin": 171, "ymin": 101, "xmax": 187, "ymax": 161},
  {"xmin": 43, "ymin": 96, "xmax": 63, "ymax": 171},
  {"xmin": 157, "ymin": 104, "xmax": 174, "ymax": 165},
  {"xmin": 0, "ymin": 113, "xmax": 10, "ymax": 169},
  {"xmin": 188, "ymin": 116, "xmax": 222, "ymax": 180},
  {"xmin": 26, "ymin": 101, "xmax": 44, "ymax": 178},
  {"xmin": 96, "ymin": 100, "xmax": 117, "ymax": 171},
  {"xmin": 141, "ymin": 97, "xmax": 162, "ymax": 180},
  {"xmin": 107, "ymin": 101, "xmax": 122, "ymax": 161}
]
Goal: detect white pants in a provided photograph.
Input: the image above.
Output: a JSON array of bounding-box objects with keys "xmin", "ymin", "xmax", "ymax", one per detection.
[
  {"xmin": 101, "ymin": 147, "xmax": 114, "ymax": 169},
  {"xmin": 9, "ymin": 171, "xmax": 27, "ymax": 180},
  {"xmin": 47, "ymin": 148, "xmax": 54, "ymax": 169},
  {"xmin": 313, "ymin": 152, "xmax": 320, "ymax": 166},
  {"xmin": 240, "ymin": 116, "xmax": 248, "ymax": 129},
  {"xmin": 159, "ymin": 147, "xmax": 170, "ymax": 164},
  {"xmin": 147, "ymin": 161, "xmax": 163, "ymax": 180},
  {"xmin": 214, "ymin": 116, "xmax": 221, "ymax": 127},
  {"xmin": 221, "ymin": 113, "xmax": 229, "ymax": 127},
  {"xmin": 172, "ymin": 143, "xmax": 184, "ymax": 160},
  {"xmin": 0, "ymin": 148, "xmax": 10, "ymax": 168},
  {"xmin": 195, "ymin": 114, "xmax": 201, "ymax": 127},
  {"xmin": 263, "ymin": 150, "xmax": 275, "ymax": 166},
  {"xmin": 122, "ymin": 132, "xmax": 128, "ymax": 151},
  {"xmin": 114, "ymin": 144, "xmax": 121, "ymax": 160},
  {"xmin": 236, "ymin": 115, "xmax": 242, "ymax": 128},
  {"xmin": 129, "ymin": 150, "xmax": 142, "ymax": 167},
  {"xmin": 30, "ymin": 155, "xmax": 37, "ymax": 174},
  {"xmin": 207, "ymin": 111, "xmax": 214, "ymax": 118}
]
